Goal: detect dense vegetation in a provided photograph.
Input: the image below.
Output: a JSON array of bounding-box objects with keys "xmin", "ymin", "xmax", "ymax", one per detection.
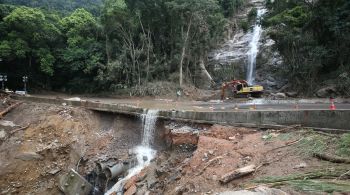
[
  {"xmin": 0, "ymin": 0, "xmax": 245, "ymax": 93},
  {"xmin": 264, "ymin": 0, "xmax": 350, "ymax": 95},
  {"xmin": 1, "ymin": 0, "xmax": 349, "ymax": 96},
  {"xmin": 0, "ymin": 0, "xmax": 103, "ymax": 15}
]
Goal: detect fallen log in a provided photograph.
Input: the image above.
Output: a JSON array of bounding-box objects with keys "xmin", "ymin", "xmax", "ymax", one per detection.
[
  {"xmin": 313, "ymin": 153, "xmax": 350, "ymax": 164},
  {"xmin": 275, "ymin": 124, "xmax": 301, "ymax": 133},
  {"xmin": 220, "ymin": 164, "xmax": 256, "ymax": 184},
  {"xmin": 0, "ymin": 102, "xmax": 22, "ymax": 118}
]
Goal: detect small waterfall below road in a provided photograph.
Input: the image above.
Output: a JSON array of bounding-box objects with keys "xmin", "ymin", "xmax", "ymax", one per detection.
[
  {"xmin": 141, "ymin": 109, "xmax": 158, "ymax": 147},
  {"xmin": 105, "ymin": 110, "xmax": 158, "ymax": 195},
  {"xmin": 246, "ymin": 8, "xmax": 266, "ymax": 85}
]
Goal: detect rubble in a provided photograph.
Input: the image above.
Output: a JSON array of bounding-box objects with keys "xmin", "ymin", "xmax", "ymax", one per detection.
[
  {"xmin": 58, "ymin": 169, "xmax": 93, "ymax": 195},
  {"xmin": 15, "ymin": 151, "xmax": 44, "ymax": 161}
]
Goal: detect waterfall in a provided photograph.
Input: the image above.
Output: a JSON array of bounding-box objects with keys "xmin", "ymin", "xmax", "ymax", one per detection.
[
  {"xmin": 141, "ymin": 109, "xmax": 158, "ymax": 147},
  {"xmin": 105, "ymin": 109, "xmax": 158, "ymax": 195},
  {"xmin": 246, "ymin": 8, "xmax": 267, "ymax": 85}
]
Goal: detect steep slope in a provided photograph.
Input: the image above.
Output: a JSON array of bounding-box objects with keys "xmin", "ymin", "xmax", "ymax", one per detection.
[{"xmin": 208, "ymin": 0, "xmax": 285, "ymax": 91}]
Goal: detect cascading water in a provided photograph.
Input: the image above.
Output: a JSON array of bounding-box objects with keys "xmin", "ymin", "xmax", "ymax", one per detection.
[
  {"xmin": 246, "ymin": 8, "xmax": 267, "ymax": 85},
  {"xmin": 105, "ymin": 110, "xmax": 158, "ymax": 195},
  {"xmin": 141, "ymin": 109, "xmax": 158, "ymax": 147}
]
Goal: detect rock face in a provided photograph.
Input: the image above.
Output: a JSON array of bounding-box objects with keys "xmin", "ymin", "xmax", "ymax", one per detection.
[
  {"xmin": 165, "ymin": 125, "xmax": 200, "ymax": 146},
  {"xmin": 255, "ymin": 36, "xmax": 286, "ymax": 90},
  {"xmin": 208, "ymin": 0, "xmax": 285, "ymax": 91}
]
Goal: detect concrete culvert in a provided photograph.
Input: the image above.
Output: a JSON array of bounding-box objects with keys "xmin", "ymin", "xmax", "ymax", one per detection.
[
  {"xmin": 104, "ymin": 163, "xmax": 128, "ymax": 179},
  {"xmin": 96, "ymin": 162, "xmax": 107, "ymax": 175}
]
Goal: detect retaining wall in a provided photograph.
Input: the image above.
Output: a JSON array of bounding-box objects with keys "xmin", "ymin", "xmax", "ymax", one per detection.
[{"xmin": 12, "ymin": 95, "xmax": 350, "ymax": 131}]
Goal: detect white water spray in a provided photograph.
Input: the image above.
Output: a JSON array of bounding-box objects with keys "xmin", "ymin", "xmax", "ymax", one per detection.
[
  {"xmin": 247, "ymin": 8, "xmax": 267, "ymax": 85},
  {"xmin": 105, "ymin": 110, "xmax": 158, "ymax": 195}
]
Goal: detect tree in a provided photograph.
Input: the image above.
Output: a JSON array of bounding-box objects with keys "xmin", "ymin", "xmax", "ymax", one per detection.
[
  {"xmin": 58, "ymin": 8, "xmax": 103, "ymax": 92},
  {"xmin": 0, "ymin": 6, "xmax": 61, "ymax": 77}
]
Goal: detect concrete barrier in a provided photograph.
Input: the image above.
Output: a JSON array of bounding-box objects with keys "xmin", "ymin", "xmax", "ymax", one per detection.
[{"xmin": 12, "ymin": 95, "xmax": 350, "ymax": 131}]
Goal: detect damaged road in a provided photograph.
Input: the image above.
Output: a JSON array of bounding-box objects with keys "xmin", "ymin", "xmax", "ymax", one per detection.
[{"xmin": 0, "ymin": 94, "xmax": 350, "ymax": 195}]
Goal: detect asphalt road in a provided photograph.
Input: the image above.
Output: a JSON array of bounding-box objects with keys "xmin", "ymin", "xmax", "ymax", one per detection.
[{"xmin": 32, "ymin": 95, "xmax": 350, "ymax": 112}]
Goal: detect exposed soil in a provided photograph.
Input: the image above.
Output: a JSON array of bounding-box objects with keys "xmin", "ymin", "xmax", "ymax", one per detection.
[
  {"xmin": 0, "ymin": 98, "xmax": 147, "ymax": 194},
  {"xmin": 0, "ymin": 95, "xmax": 349, "ymax": 195}
]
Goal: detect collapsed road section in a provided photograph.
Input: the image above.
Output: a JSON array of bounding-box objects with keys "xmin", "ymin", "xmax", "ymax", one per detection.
[
  {"xmin": 1, "ymin": 94, "xmax": 350, "ymax": 195},
  {"xmin": 12, "ymin": 95, "xmax": 350, "ymax": 131}
]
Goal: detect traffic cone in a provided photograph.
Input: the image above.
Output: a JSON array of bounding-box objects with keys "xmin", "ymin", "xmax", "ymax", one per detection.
[
  {"xmin": 330, "ymin": 99, "xmax": 336, "ymax": 110},
  {"xmin": 250, "ymin": 103, "xmax": 256, "ymax": 110}
]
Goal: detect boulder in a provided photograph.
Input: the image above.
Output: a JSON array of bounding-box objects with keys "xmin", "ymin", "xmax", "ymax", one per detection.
[
  {"xmin": 0, "ymin": 129, "xmax": 6, "ymax": 140},
  {"xmin": 271, "ymin": 93, "xmax": 286, "ymax": 99},
  {"xmin": 285, "ymin": 91, "xmax": 298, "ymax": 98},
  {"xmin": 316, "ymin": 86, "xmax": 337, "ymax": 98},
  {"xmin": 15, "ymin": 152, "xmax": 43, "ymax": 161}
]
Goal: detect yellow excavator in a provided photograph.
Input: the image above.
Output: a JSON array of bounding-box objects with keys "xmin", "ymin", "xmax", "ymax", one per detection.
[{"xmin": 221, "ymin": 80, "xmax": 263, "ymax": 99}]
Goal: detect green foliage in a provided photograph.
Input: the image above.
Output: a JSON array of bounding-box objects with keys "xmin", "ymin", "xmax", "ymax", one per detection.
[
  {"xmin": 267, "ymin": 6, "xmax": 309, "ymax": 27},
  {"xmin": 296, "ymin": 134, "xmax": 328, "ymax": 156},
  {"xmin": 1, "ymin": 0, "xmax": 103, "ymax": 15},
  {"xmin": 0, "ymin": 0, "xmax": 241, "ymax": 92},
  {"xmin": 218, "ymin": 0, "xmax": 245, "ymax": 17},
  {"xmin": 254, "ymin": 169, "xmax": 350, "ymax": 193},
  {"xmin": 239, "ymin": 20, "xmax": 249, "ymax": 32},
  {"xmin": 1, "ymin": 6, "xmax": 60, "ymax": 77},
  {"xmin": 337, "ymin": 133, "xmax": 350, "ymax": 156},
  {"xmin": 248, "ymin": 7, "xmax": 257, "ymax": 22},
  {"xmin": 265, "ymin": 0, "xmax": 350, "ymax": 95}
]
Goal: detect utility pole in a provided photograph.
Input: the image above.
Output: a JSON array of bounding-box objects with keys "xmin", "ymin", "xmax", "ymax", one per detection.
[
  {"xmin": 23, "ymin": 76, "xmax": 28, "ymax": 94},
  {"xmin": 0, "ymin": 74, "xmax": 7, "ymax": 90}
]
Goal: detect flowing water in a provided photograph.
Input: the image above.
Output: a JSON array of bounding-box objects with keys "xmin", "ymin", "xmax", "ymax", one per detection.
[
  {"xmin": 105, "ymin": 110, "xmax": 158, "ymax": 195},
  {"xmin": 141, "ymin": 109, "xmax": 158, "ymax": 147},
  {"xmin": 246, "ymin": 8, "xmax": 267, "ymax": 85}
]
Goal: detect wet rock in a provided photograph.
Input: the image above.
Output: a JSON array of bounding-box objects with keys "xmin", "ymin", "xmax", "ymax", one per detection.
[
  {"xmin": 124, "ymin": 184, "xmax": 137, "ymax": 195},
  {"xmin": 155, "ymin": 167, "xmax": 167, "ymax": 177},
  {"xmin": 15, "ymin": 152, "xmax": 43, "ymax": 161},
  {"xmin": 0, "ymin": 120, "xmax": 17, "ymax": 127},
  {"xmin": 285, "ymin": 91, "xmax": 298, "ymax": 98},
  {"xmin": 0, "ymin": 129, "xmax": 6, "ymax": 140},
  {"xmin": 316, "ymin": 86, "xmax": 338, "ymax": 98},
  {"xmin": 173, "ymin": 185, "xmax": 188, "ymax": 195},
  {"xmin": 48, "ymin": 168, "xmax": 61, "ymax": 175}
]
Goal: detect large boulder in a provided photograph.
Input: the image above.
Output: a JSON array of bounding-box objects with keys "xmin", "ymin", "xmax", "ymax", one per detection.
[{"xmin": 316, "ymin": 86, "xmax": 337, "ymax": 98}]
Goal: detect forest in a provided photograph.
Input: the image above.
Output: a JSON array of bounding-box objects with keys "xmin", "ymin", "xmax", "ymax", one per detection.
[
  {"xmin": 0, "ymin": 0, "xmax": 349, "ymax": 95},
  {"xmin": 0, "ymin": 0, "xmax": 246, "ymax": 93},
  {"xmin": 264, "ymin": 0, "xmax": 350, "ymax": 95}
]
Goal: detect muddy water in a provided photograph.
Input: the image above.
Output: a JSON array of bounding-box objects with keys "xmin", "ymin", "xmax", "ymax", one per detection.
[{"xmin": 105, "ymin": 110, "xmax": 158, "ymax": 195}]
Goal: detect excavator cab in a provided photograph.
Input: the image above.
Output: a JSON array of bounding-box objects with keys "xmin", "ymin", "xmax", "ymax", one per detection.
[{"xmin": 221, "ymin": 80, "xmax": 263, "ymax": 99}]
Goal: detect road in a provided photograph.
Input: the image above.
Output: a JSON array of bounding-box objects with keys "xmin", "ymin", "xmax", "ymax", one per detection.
[{"xmin": 32, "ymin": 95, "xmax": 350, "ymax": 112}]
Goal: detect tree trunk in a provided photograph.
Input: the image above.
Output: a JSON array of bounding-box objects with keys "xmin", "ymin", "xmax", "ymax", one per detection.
[
  {"xmin": 105, "ymin": 34, "xmax": 111, "ymax": 64},
  {"xmin": 220, "ymin": 164, "xmax": 256, "ymax": 184},
  {"xmin": 179, "ymin": 17, "xmax": 192, "ymax": 87}
]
